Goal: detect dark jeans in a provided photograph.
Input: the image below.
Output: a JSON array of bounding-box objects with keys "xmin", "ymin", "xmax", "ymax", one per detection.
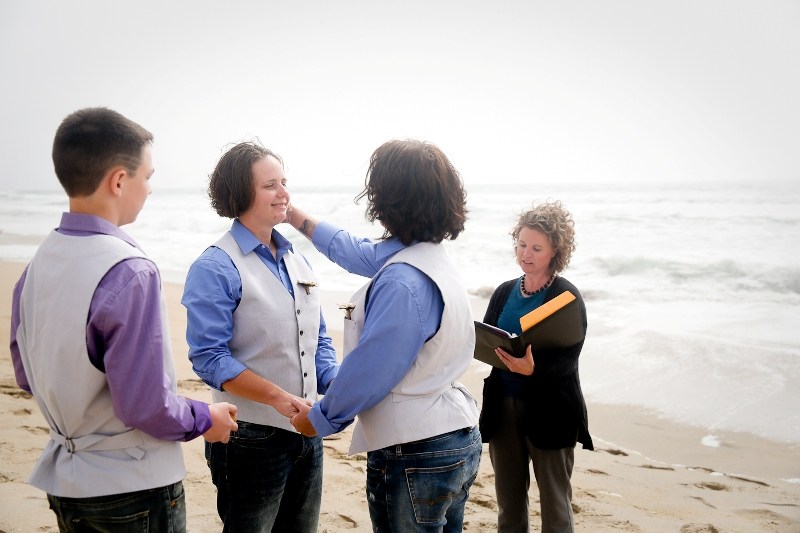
[
  {"xmin": 366, "ymin": 426, "xmax": 482, "ymax": 532},
  {"xmin": 206, "ymin": 421, "xmax": 323, "ymax": 533},
  {"xmin": 47, "ymin": 481, "xmax": 186, "ymax": 532}
]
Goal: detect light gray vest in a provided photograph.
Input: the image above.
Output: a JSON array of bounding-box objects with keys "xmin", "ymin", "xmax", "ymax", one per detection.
[
  {"xmin": 344, "ymin": 242, "xmax": 478, "ymax": 454},
  {"xmin": 16, "ymin": 231, "xmax": 185, "ymax": 497},
  {"xmin": 213, "ymin": 233, "xmax": 320, "ymax": 432}
]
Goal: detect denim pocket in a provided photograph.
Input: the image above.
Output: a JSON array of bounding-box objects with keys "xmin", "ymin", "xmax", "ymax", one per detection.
[
  {"xmin": 405, "ymin": 459, "xmax": 467, "ymax": 525},
  {"xmin": 230, "ymin": 422, "xmax": 277, "ymax": 450},
  {"xmin": 71, "ymin": 510, "xmax": 150, "ymax": 530}
]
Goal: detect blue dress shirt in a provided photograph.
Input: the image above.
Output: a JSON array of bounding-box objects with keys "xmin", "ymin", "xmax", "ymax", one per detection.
[
  {"xmin": 305, "ymin": 222, "xmax": 445, "ymax": 437},
  {"xmin": 182, "ymin": 220, "xmax": 338, "ymax": 393}
]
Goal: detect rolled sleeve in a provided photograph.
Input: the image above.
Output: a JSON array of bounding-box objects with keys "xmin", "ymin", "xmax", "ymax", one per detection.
[{"xmin": 182, "ymin": 249, "xmax": 248, "ymax": 391}]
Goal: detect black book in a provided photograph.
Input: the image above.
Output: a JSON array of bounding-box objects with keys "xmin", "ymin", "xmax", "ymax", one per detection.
[{"xmin": 474, "ymin": 291, "xmax": 585, "ymax": 369}]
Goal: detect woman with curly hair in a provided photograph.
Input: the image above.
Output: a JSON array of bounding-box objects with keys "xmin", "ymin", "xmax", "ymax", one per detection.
[{"xmin": 479, "ymin": 201, "xmax": 593, "ymax": 533}]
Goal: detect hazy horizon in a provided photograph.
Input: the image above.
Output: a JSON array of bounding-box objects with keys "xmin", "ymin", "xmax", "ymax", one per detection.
[{"xmin": 1, "ymin": 1, "xmax": 798, "ymax": 192}]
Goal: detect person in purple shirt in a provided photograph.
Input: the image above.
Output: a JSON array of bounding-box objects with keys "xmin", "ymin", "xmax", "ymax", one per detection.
[{"xmin": 9, "ymin": 107, "xmax": 238, "ymax": 533}]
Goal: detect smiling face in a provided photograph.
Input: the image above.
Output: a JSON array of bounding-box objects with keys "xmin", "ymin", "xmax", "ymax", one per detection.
[
  {"xmin": 515, "ymin": 226, "xmax": 555, "ymax": 278},
  {"xmin": 238, "ymin": 155, "xmax": 289, "ymax": 239}
]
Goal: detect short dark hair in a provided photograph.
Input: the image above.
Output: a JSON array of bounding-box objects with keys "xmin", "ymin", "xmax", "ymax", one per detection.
[
  {"xmin": 52, "ymin": 107, "xmax": 153, "ymax": 197},
  {"xmin": 356, "ymin": 139, "xmax": 467, "ymax": 245},
  {"xmin": 208, "ymin": 141, "xmax": 283, "ymax": 218}
]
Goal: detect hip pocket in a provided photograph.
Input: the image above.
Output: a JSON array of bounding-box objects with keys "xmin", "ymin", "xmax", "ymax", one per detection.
[{"xmin": 405, "ymin": 459, "xmax": 468, "ymax": 526}]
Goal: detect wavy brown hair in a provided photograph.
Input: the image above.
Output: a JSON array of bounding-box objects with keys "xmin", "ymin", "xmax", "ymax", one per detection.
[
  {"xmin": 512, "ymin": 200, "xmax": 576, "ymax": 274},
  {"xmin": 208, "ymin": 141, "xmax": 283, "ymax": 218},
  {"xmin": 356, "ymin": 139, "xmax": 467, "ymax": 245}
]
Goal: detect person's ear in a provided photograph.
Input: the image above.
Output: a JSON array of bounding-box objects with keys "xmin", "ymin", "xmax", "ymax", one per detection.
[{"xmin": 106, "ymin": 166, "xmax": 128, "ymax": 197}]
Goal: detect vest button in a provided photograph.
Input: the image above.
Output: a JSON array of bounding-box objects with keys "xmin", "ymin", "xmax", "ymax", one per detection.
[
  {"xmin": 299, "ymin": 330, "xmax": 304, "ymax": 335},
  {"xmin": 296, "ymin": 309, "xmax": 301, "ymax": 315},
  {"xmin": 301, "ymin": 351, "xmax": 305, "ymax": 356},
  {"xmin": 304, "ymin": 372, "xmax": 308, "ymax": 377}
]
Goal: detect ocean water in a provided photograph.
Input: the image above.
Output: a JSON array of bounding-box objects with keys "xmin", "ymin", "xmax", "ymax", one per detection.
[{"xmin": 1, "ymin": 181, "xmax": 799, "ymax": 445}]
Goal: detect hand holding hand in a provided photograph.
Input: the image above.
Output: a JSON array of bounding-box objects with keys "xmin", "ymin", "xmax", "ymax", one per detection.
[
  {"xmin": 289, "ymin": 397, "xmax": 318, "ymax": 437},
  {"xmin": 203, "ymin": 402, "xmax": 239, "ymax": 443},
  {"xmin": 273, "ymin": 392, "xmax": 305, "ymax": 418},
  {"xmin": 496, "ymin": 344, "xmax": 535, "ymax": 376}
]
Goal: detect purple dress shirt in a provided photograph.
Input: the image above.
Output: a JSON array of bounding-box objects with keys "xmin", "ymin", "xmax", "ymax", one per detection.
[{"xmin": 10, "ymin": 212, "xmax": 211, "ymax": 441}]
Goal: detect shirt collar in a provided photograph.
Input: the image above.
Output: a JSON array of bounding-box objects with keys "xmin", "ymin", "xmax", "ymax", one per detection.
[
  {"xmin": 58, "ymin": 212, "xmax": 142, "ymax": 249},
  {"xmin": 374, "ymin": 236, "xmax": 411, "ymax": 262},
  {"xmin": 230, "ymin": 219, "xmax": 294, "ymax": 256}
]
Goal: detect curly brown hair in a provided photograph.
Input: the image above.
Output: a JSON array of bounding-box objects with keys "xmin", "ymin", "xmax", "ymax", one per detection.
[
  {"xmin": 511, "ymin": 200, "xmax": 576, "ymax": 274},
  {"xmin": 356, "ymin": 139, "xmax": 467, "ymax": 245}
]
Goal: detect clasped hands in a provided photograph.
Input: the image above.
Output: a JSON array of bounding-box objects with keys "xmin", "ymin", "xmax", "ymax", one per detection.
[{"xmin": 285, "ymin": 396, "xmax": 317, "ymax": 437}]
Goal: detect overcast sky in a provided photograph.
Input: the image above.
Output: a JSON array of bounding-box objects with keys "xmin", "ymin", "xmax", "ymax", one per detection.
[{"xmin": 1, "ymin": 0, "xmax": 798, "ymax": 192}]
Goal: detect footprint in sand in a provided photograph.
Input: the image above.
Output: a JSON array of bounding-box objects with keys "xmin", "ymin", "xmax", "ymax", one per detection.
[
  {"xmin": 733, "ymin": 507, "xmax": 798, "ymax": 531},
  {"xmin": 321, "ymin": 511, "xmax": 359, "ymax": 529},
  {"xmin": 694, "ymin": 481, "xmax": 728, "ymax": 491},
  {"xmin": 689, "ymin": 495, "xmax": 717, "ymax": 509},
  {"xmin": 638, "ymin": 464, "xmax": 674, "ymax": 471},
  {"xmin": 0, "ymin": 383, "xmax": 32, "ymax": 399},
  {"xmin": 680, "ymin": 524, "xmax": 720, "ymax": 533},
  {"xmin": 21, "ymin": 424, "xmax": 49, "ymax": 435},
  {"xmin": 469, "ymin": 493, "xmax": 496, "ymax": 510},
  {"xmin": 177, "ymin": 378, "xmax": 209, "ymax": 392},
  {"xmin": 601, "ymin": 448, "xmax": 628, "ymax": 456}
]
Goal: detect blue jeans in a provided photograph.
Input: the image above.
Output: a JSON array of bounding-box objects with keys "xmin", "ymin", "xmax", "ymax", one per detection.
[
  {"xmin": 206, "ymin": 421, "xmax": 323, "ymax": 533},
  {"xmin": 366, "ymin": 426, "xmax": 482, "ymax": 532},
  {"xmin": 47, "ymin": 481, "xmax": 186, "ymax": 532}
]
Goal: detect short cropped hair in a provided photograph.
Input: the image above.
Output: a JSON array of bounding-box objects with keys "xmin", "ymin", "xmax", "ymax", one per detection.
[
  {"xmin": 357, "ymin": 139, "xmax": 467, "ymax": 245},
  {"xmin": 208, "ymin": 141, "xmax": 283, "ymax": 218},
  {"xmin": 512, "ymin": 200, "xmax": 576, "ymax": 274},
  {"xmin": 52, "ymin": 107, "xmax": 153, "ymax": 197}
]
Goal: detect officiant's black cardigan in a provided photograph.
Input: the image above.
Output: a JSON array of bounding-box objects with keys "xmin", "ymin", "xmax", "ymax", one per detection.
[{"xmin": 478, "ymin": 275, "xmax": 594, "ymax": 450}]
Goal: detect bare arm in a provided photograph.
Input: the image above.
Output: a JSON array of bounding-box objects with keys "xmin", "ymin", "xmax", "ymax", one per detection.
[
  {"xmin": 222, "ymin": 369, "xmax": 301, "ymax": 418},
  {"xmin": 286, "ymin": 204, "xmax": 318, "ymax": 240}
]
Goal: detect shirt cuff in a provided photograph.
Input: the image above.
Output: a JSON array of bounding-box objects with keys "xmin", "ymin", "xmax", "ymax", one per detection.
[
  {"xmin": 308, "ymin": 403, "xmax": 341, "ymax": 438},
  {"xmin": 213, "ymin": 360, "xmax": 248, "ymax": 391},
  {"xmin": 186, "ymin": 398, "xmax": 212, "ymax": 441},
  {"xmin": 312, "ymin": 221, "xmax": 342, "ymax": 251}
]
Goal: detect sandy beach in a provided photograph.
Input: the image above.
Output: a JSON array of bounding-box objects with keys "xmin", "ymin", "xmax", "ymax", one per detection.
[{"xmin": 1, "ymin": 258, "xmax": 798, "ymax": 532}]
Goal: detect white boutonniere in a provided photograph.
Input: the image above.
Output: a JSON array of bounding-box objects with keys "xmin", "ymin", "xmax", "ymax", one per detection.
[{"xmin": 297, "ymin": 280, "xmax": 317, "ymax": 295}]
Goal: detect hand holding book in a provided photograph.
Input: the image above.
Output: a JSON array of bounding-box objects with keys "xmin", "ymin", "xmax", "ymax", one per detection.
[
  {"xmin": 474, "ymin": 291, "xmax": 585, "ymax": 370},
  {"xmin": 494, "ymin": 344, "xmax": 535, "ymax": 375}
]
